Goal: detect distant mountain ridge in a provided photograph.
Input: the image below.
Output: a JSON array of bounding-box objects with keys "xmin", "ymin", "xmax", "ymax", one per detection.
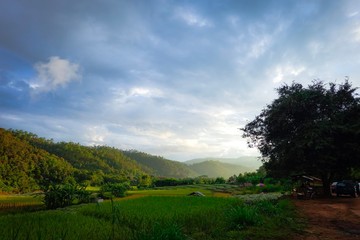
[
  {"xmin": 122, "ymin": 150, "xmax": 198, "ymax": 178},
  {"xmin": 187, "ymin": 160, "xmax": 253, "ymax": 178},
  {"xmin": 185, "ymin": 157, "xmax": 262, "ymax": 171}
]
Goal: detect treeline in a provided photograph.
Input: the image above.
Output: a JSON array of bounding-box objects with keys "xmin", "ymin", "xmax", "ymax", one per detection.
[{"xmin": 153, "ymin": 176, "xmax": 227, "ymax": 187}]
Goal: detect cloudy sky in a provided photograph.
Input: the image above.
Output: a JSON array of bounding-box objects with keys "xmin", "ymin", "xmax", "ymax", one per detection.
[{"xmin": 1, "ymin": 0, "xmax": 360, "ymax": 161}]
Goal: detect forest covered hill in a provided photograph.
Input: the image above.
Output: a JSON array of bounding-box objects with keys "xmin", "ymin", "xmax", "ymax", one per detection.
[
  {"xmin": 0, "ymin": 128, "xmax": 259, "ymax": 192},
  {"xmin": 122, "ymin": 150, "xmax": 198, "ymax": 178},
  {"xmin": 0, "ymin": 128, "xmax": 74, "ymax": 192}
]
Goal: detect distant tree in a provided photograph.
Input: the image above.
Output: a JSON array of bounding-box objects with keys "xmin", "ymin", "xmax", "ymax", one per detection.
[
  {"xmin": 214, "ymin": 177, "xmax": 226, "ymax": 184},
  {"xmin": 242, "ymin": 80, "xmax": 360, "ymax": 196},
  {"xmin": 100, "ymin": 182, "xmax": 130, "ymax": 198},
  {"xmin": 138, "ymin": 174, "xmax": 153, "ymax": 188},
  {"xmin": 227, "ymin": 175, "xmax": 238, "ymax": 184},
  {"xmin": 43, "ymin": 183, "xmax": 91, "ymax": 209}
]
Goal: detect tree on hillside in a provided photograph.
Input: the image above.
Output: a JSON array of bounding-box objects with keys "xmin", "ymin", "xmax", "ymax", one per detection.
[{"xmin": 241, "ymin": 80, "xmax": 360, "ymax": 196}]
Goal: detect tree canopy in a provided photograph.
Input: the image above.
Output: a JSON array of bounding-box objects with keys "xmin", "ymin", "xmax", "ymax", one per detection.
[
  {"xmin": 242, "ymin": 80, "xmax": 360, "ymax": 196},
  {"xmin": 0, "ymin": 128, "xmax": 74, "ymax": 192}
]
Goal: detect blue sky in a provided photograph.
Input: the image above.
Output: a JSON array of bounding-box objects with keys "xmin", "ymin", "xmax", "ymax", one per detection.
[{"xmin": 1, "ymin": 0, "xmax": 360, "ymax": 161}]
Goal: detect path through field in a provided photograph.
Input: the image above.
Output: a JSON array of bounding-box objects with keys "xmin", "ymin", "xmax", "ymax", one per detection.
[{"xmin": 293, "ymin": 197, "xmax": 360, "ymax": 240}]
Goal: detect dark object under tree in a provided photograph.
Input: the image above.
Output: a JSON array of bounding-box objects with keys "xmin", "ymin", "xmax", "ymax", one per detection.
[{"xmin": 242, "ymin": 80, "xmax": 360, "ymax": 197}]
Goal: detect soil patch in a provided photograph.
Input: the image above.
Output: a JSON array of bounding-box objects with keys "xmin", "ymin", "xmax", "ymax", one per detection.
[{"xmin": 293, "ymin": 197, "xmax": 360, "ymax": 240}]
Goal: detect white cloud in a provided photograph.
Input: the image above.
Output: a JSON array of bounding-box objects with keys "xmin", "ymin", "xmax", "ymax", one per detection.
[
  {"xmin": 269, "ymin": 64, "xmax": 306, "ymax": 83},
  {"xmin": 129, "ymin": 87, "xmax": 163, "ymax": 98},
  {"xmin": 353, "ymin": 25, "xmax": 360, "ymax": 42},
  {"xmin": 248, "ymin": 35, "xmax": 271, "ymax": 59},
  {"xmin": 85, "ymin": 125, "xmax": 109, "ymax": 145},
  {"xmin": 175, "ymin": 7, "xmax": 211, "ymax": 27},
  {"xmin": 110, "ymin": 86, "xmax": 164, "ymax": 105},
  {"xmin": 348, "ymin": 11, "xmax": 359, "ymax": 18},
  {"xmin": 30, "ymin": 56, "xmax": 81, "ymax": 93}
]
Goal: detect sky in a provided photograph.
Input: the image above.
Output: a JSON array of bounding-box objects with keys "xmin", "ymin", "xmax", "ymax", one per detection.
[{"xmin": 1, "ymin": 0, "xmax": 360, "ymax": 161}]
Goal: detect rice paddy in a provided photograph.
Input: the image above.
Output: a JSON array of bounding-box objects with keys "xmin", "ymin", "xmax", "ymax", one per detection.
[{"xmin": 0, "ymin": 185, "xmax": 302, "ymax": 240}]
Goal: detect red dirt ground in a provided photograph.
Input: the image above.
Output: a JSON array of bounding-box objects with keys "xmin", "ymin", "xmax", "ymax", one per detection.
[{"xmin": 293, "ymin": 197, "xmax": 360, "ymax": 240}]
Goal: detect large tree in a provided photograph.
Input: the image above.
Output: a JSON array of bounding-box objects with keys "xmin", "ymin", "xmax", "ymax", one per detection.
[{"xmin": 242, "ymin": 80, "xmax": 360, "ymax": 196}]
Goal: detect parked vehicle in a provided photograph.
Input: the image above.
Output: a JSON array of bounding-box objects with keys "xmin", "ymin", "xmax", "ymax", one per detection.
[
  {"xmin": 336, "ymin": 180, "xmax": 359, "ymax": 198},
  {"xmin": 291, "ymin": 175, "xmax": 323, "ymax": 199}
]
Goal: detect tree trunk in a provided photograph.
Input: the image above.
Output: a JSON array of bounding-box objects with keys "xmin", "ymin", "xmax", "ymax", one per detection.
[{"xmin": 321, "ymin": 174, "xmax": 332, "ymax": 198}]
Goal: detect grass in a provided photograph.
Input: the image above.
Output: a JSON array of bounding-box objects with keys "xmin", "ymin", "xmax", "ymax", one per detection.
[
  {"xmin": 0, "ymin": 193, "xmax": 43, "ymax": 214},
  {"xmin": 128, "ymin": 187, "xmax": 214, "ymax": 197},
  {"xmin": 0, "ymin": 185, "xmax": 303, "ymax": 239}
]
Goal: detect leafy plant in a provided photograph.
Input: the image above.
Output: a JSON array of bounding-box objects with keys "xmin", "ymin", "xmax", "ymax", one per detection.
[
  {"xmin": 43, "ymin": 184, "xmax": 91, "ymax": 209},
  {"xmin": 99, "ymin": 182, "xmax": 130, "ymax": 198}
]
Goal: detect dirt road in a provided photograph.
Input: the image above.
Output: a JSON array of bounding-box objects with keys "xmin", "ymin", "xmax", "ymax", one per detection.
[{"xmin": 293, "ymin": 197, "xmax": 360, "ymax": 240}]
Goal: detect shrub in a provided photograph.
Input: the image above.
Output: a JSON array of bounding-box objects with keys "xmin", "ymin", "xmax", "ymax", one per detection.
[
  {"xmin": 100, "ymin": 182, "xmax": 130, "ymax": 198},
  {"xmin": 43, "ymin": 184, "xmax": 91, "ymax": 209}
]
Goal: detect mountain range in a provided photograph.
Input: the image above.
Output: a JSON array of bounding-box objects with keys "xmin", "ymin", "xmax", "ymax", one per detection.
[{"xmin": 0, "ymin": 128, "xmax": 261, "ymax": 192}]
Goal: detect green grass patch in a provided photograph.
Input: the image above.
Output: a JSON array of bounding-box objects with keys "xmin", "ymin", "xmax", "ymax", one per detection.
[{"xmin": 128, "ymin": 187, "xmax": 213, "ymax": 197}]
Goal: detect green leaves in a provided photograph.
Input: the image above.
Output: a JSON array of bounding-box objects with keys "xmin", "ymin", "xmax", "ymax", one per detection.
[
  {"xmin": 0, "ymin": 129, "xmax": 74, "ymax": 193},
  {"xmin": 43, "ymin": 184, "xmax": 91, "ymax": 209},
  {"xmin": 242, "ymin": 80, "xmax": 360, "ymax": 195}
]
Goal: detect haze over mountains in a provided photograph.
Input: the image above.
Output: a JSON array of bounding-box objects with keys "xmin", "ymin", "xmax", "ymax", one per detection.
[{"xmin": 185, "ymin": 157, "xmax": 261, "ymax": 178}]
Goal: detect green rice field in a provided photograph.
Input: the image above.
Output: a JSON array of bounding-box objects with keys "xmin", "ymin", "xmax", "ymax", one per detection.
[{"xmin": 0, "ymin": 185, "xmax": 302, "ymax": 240}]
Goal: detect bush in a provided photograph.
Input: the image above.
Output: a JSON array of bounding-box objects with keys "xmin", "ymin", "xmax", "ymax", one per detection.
[
  {"xmin": 100, "ymin": 182, "xmax": 130, "ymax": 198},
  {"xmin": 43, "ymin": 184, "xmax": 91, "ymax": 209}
]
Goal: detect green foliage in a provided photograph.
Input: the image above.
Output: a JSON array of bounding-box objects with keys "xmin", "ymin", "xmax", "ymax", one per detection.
[
  {"xmin": 351, "ymin": 168, "xmax": 360, "ymax": 180},
  {"xmin": 100, "ymin": 182, "xmax": 130, "ymax": 198},
  {"xmin": 137, "ymin": 174, "xmax": 153, "ymax": 188},
  {"xmin": 154, "ymin": 178, "xmax": 193, "ymax": 187},
  {"xmin": 236, "ymin": 172, "xmax": 264, "ymax": 185},
  {"xmin": 43, "ymin": 184, "xmax": 91, "ymax": 209},
  {"xmin": 242, "ymin": 80, "xmax": 360, "ymax": 196},
  {"xmin": 214, "ymin": 177, "xmax": 226, "ymax": 184},
  {"xmin": 0, "ymin": 128, "xmax": 74, "ymax": 192}
]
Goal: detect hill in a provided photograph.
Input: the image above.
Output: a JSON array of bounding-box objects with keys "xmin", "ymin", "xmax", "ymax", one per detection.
[
  {"xmin": 185, "ymin": 156, "xmax": 262, "ymax": 171},
  {"xmin": 122, "ymin": 150, "xmax": 198, "ymax": 178},
  {"xmin": 1, "ymin": 128, "xmax": 261, "ymax": 193},
  {"xmin": 9, "ymin": 129, "xmax": 149, "ymax": 185},
  {"xmin": 0, "ymin": 128, "xmax": 74, "ymax": 192},
  {"xmin": 8, "ymin": 129, "xmax": 199, "ymax": 180},
  {"xmin": 187, "ymin": 160, "xmax": 253, "ymax": 178}
]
